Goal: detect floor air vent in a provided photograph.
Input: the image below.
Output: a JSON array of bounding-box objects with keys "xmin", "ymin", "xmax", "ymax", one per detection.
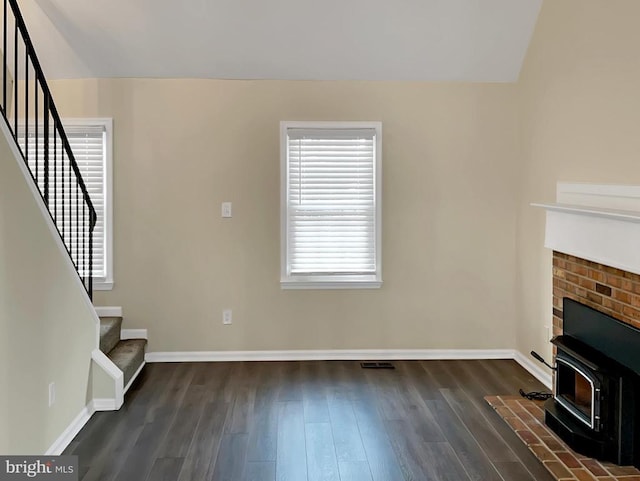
[{"xmin": 360, "ymin": 362, "xmax": 395, "ymax": 369}]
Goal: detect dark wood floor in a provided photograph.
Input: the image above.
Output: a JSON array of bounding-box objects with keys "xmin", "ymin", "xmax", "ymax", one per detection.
[{"xmin": 65, "ymin": 360, "xmax": 555, "ymax": 481}]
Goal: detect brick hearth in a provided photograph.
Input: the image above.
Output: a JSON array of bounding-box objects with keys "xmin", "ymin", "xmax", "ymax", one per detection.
[{"xmin": 486, "ymin": 395, "xmax": 640, "ymax": 481}]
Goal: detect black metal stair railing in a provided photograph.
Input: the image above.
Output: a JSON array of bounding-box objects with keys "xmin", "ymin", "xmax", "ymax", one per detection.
[{"xmin": 0, "ymin": 0, "xmax": 97, "ymax": 298}]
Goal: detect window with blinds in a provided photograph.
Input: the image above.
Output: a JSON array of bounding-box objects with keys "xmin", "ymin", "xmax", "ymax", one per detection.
[
  {"xmin": 18, "ymin": 119, "xmax": 113, "ymax": 289},
  {"xmin": 280, "ymin": 122, "xmax": 382, "ymax": 288}
]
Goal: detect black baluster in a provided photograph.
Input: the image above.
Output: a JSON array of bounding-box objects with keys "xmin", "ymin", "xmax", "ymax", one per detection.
[
  {"xmin": 68, "ymin": 146, "xmax": 72, "ymax": 261},
  {"xmin": 89, "ymin": 210, "xmax": 96, "ymax": 298},
  {"xmin": 3, "ymin": 0, "xmax": 7, "ymax": 113},
  {"xmin": 24, "ymin": 43, "xmax": 27, "ymax": 165},
  {"xmin": 13, "ymin": 22, "xmax": 17, "ymax": 137},
  {"xmin": 83, "ymin": 201, "xmax": 86, "ymax": 288},
  {"xmin": 35, "ymin": 77, "xmax": 38, "ymax": 189},
  {"xmin": 75, "ymin": 183, "xmax": 79, "ymax": 268},
  {"xmin": 52, "ymin": 114, "xmax": 55, "ymax": 218},
  {"xmin": 33, "ymin": 79, "xmax": 37, "ymax": 188},
  {"xmin": 46, "ymin": 106, "xmax": 51, "ymax": 212},
  {"xmin": 60, "ymin": 130, "xmax": 64, "ymax": 243}
]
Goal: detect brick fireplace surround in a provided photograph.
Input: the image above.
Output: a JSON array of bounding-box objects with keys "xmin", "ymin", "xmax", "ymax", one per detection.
[
  {"xmin": 505, "ymin": 185, "xmax": 640, "ymax": 479},
  {"xmin": 494, "ymin": 250, "xmax": 640, "ymax": 479},
  {"xmin": 552, "ymin": 251, "xmax": 640, "ymax": 338},
  {"xmin": 486, "ymin": 254, "xmax": 640, "ymax": 480}
]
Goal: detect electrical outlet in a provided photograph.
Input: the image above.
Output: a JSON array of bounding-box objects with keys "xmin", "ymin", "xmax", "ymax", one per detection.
[
  {"xmin": 223, "ymin": 309, "xmax": 232, "ymax": 325},
  {"xmin": 221, "ymin": 202, "xmax": 232, "ymax": 218},
  {"xmin": 48, "ymin": 382, "xmax": 55, "ymax": 407}
]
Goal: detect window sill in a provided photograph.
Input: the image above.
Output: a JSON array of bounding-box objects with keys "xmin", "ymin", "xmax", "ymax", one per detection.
[
  {"xmin": 281, "ymin": 279, "xmax": 382, "ymax": 290},
  {"xmin": 93, "ymin": 280, "xmax": 114, "ymax": 291}
]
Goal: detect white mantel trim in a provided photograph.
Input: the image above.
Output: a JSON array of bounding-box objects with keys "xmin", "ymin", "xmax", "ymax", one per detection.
[
  {"xmin": 557, "ymin": 182, "xmax": 640, "ymax": 201},
  {"xmin": 531, "ymin": 203, "xmax": 640, "ymax": 223},
  {"xmin": 532, "ymin": 183, "xmax": 640, "ymax": 276}
]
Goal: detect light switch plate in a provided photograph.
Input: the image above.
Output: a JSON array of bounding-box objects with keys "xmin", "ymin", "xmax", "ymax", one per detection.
[{"xmin": 222, "ymin": 202, "xmax": 232, "ymax": 218}]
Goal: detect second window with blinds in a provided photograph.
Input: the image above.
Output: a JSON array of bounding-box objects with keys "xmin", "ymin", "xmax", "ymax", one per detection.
[
  {"xmin": 280, "ymin": 121, "xmax": 382, "ymax": 289},
  {"xmin": 19, "ymin": 118, "xmax": 113, "ymax": 290}
]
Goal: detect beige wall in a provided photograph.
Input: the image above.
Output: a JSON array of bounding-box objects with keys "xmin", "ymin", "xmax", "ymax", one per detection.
[
  {"xmin": 49, "ymin": 79, "xmax": 520, "ymax": 352},
  {"xmin": 517, "ymin": 0, "xmax": 640, "ymax": 360},
  {"xmin": 0, "ymin": 209, "xmax": 7, "ymax": 454},
  {"xmin": 0, "ymin": 123, "xmax": 97, "ymax": 453}
]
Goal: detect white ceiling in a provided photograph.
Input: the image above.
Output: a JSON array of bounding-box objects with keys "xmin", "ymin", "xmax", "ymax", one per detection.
[{"xmin": 21, "ymin": 0, "xmax": 542, "ymax": 81}]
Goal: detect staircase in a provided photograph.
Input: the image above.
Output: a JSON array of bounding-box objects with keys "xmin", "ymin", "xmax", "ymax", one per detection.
[
  {"xmin": 0, "ymin": 0, "xmax": 147, "ymax": 409},
  {"xmin": 99, "ymin": 316, "xmax": 147, "ymax": 390}
]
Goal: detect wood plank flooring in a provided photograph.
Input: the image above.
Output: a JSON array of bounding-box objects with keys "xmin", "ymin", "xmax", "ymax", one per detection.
[{"xmin": 65, "ymin": 360, "xmax": 555, "ymax": 481}]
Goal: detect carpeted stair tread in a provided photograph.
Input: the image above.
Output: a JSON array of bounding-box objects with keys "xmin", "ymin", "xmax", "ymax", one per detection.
[
  {"xmin": 107, "ymin": 339, "xmax": 147, "ymax": 387},
  {"xmin": 99, "ymin": 317, "xmax": 122, "ymax": 354}
]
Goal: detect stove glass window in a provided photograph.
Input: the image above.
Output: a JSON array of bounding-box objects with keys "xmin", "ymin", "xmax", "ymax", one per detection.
[{"xmin": 557, "ymin": 360, "xmax": 593, "ymax": 423}]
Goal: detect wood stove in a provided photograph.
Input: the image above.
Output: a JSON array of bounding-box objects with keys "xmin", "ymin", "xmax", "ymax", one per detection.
[
  {"xmin": 545, "ymin": 298, "xmax": 640, "ymax": 467},
  {"xmin": 555, "ymin": 349, "xmax": 602, "ymax": 431}
]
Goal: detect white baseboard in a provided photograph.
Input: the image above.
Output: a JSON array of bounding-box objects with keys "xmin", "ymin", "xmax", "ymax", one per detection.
[
  {"xmin": 513, "ymin": 350, "xmax": 553, "ymax": 389},
  {"xmin": 145, "ymin": 348, "xmax": 553, "ymax": 390},
  {"xmin": 91, "ymin": 398, "xmax": 119, "ymax": 412},
  {"xmin": 45, "ymin": 404, "xmax": 94, "ymax": 455},
  {"xmin": 145, "ymin": 349, "xmax": 515, "ymax": 363},
  {"xmin": 121, "ymin": 329, "xmax": 148, "ymax": 340},
  {"xmin": 94, "ymin": 306, "xmax": 122, "ymax": 317}
]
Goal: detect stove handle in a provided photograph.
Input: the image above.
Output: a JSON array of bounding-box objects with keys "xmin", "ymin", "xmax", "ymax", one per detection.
[{"xmin": 531, "ymin": 351, "xmax": 557, "ymax": 371}]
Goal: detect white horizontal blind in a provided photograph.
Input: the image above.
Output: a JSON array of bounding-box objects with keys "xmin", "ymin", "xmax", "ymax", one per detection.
[
  {"xmin": 286, "ymin": 128, "xmax": 377, "ymax": 275},
  {"xmin": 68, "ymin": 125, "xmax": 106, "ymax": 279},
  {"xmin": 18, "ymin": 124, "xmax": 107, "ymax": 279}
]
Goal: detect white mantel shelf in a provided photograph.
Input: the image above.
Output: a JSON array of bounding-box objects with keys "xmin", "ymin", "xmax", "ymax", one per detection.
[
  {"xmin": 531, "ymin": 203, "xmax": 640, "ymax": 223},
  {"xmin": 532, "ymin": 184, "xmax": 640, "ymax": 276}
]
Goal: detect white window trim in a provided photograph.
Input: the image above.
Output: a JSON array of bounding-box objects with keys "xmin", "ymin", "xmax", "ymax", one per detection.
[
  {"xmin": 280, "ymin": 121, "xmax": 383, "ymax": 290},
  {"xmin": 63, "ymin": 118, "xmax": 114, "ymax": 291}
]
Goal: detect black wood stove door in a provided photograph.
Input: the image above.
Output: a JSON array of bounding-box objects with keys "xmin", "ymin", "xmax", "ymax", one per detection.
[{"xmin": 555, "ymin": 355, "xmax": 601, "ymax": 431}]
